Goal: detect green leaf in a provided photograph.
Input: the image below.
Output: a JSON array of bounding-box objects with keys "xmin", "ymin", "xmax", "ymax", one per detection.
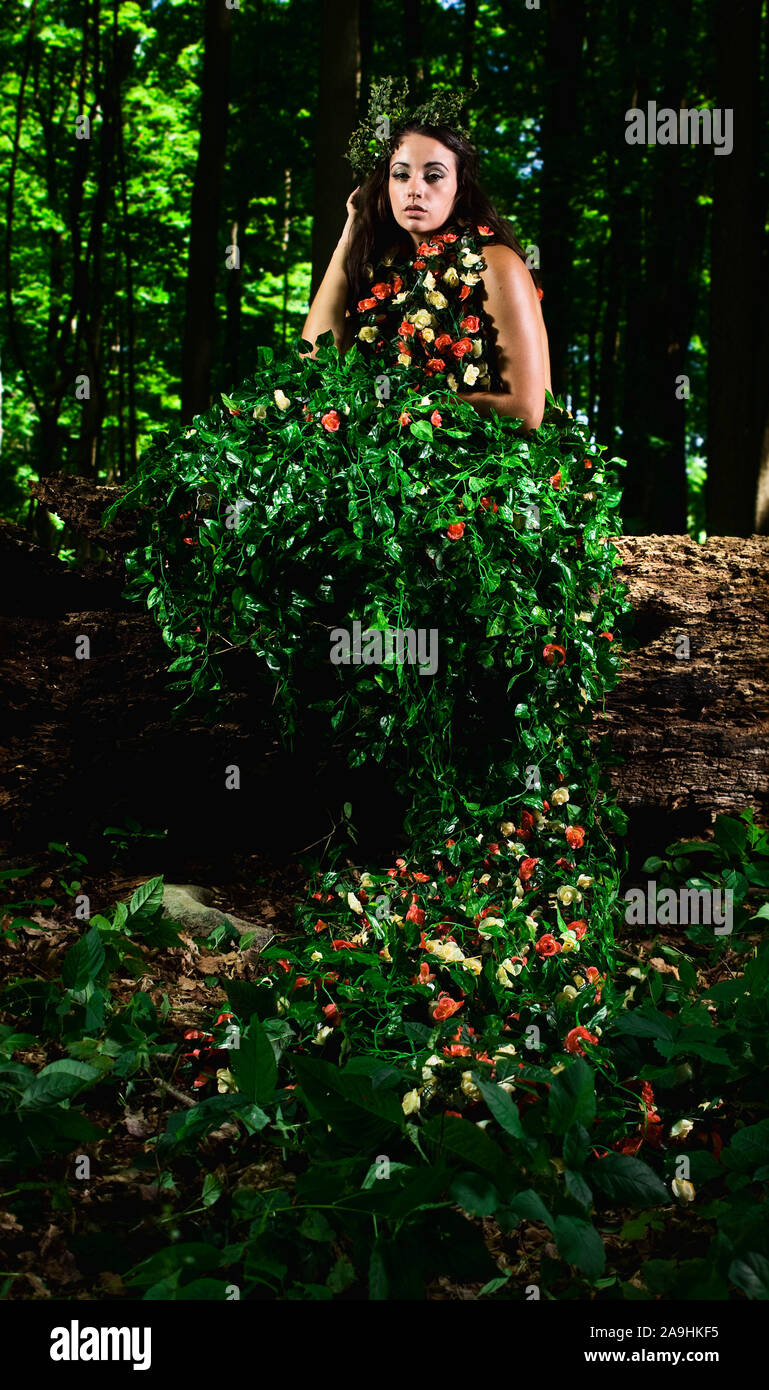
[
  {"xmin": 61, "ymin": 926, "xmax": 105, "ymax": 990},
  {"xmin": 129, "ymin": 876, "xmax": 164, "ymax": 918},
  {"xmin": 231, "ymin": 1019, "xmax": 278, "ymax": 1105},
  {"xmin": 477, "ymin": 1077, "xmax": 525, "ymax": 1139},
  {"xmin": 409, "ymin": 419, "xmax": 433, "ymax": 443},
  {"xmin": 548, "ymin": 1058, "xmax": 596, "ymax": 1134},
  {"xmin": 20, "ymin": 1060, "xmax": 101, "ymax": 1110},
  {"xmin": 449, "ymin": 1171, "xmax": 502, "ymax": 1217},
  {"xmin": 722, "ymin": 1119, "xmax": 769, "ymax": 1174},
  {"xmin": 729, "ymin": 1253, "xmax": 769, "ymax": 1300},
  {"xmin": 553, "ymin": 1215, "xmax": 606, "ymax": 1279},
  {"xmin": 588, "ymin": 1152, "xmax": 670, "ymax": 1206},
  {"xmin": 508, "ymin": 1188, "xmax": 554, "ymax": 1231},
  {"xmin": 423, "ymin": 1114, "xmax": 506, "ymax": 1178}
]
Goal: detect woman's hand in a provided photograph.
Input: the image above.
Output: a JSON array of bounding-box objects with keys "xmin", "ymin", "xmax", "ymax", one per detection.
[{"xmin": 339, "ymin": 186, "xmax": 360, "ymax": 252}]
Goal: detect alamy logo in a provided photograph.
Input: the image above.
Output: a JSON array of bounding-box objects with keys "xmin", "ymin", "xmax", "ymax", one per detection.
[
  {"xmin": 625, "ymin": 101, "xmax": 733, "ymax": 156},
  {"xmin": 330, "ymin": 621, "xmax": 439, "ymax": 676},
  {"xmin": 50, "ymin": 1321, "xmax": 151, "ymax": 1371},
  {"xmin": 624, "ymin": 881, "xmax": 733, "ymax": 935}
]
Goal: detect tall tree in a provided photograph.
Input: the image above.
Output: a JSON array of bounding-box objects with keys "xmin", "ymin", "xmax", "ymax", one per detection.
[
  {"xmin": 181, "ymin": 0, "xmax": 232, "ymax": 424},
  {"xmin": 403, "ymin": 0, "xmax": 428, "ymax": 96},
  {"xmin": 537, "ymin": 0, "xmax": 585, "ymax": 400},
  {"xmin": 309, "ymin": 0, "xmax": 360, "ymax": 303},
  {"xmin": 706, "ymin": 0, "xmax": 765, "ymax": 535}
]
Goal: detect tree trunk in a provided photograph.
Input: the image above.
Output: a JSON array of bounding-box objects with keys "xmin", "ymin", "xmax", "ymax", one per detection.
[
  {"xmin": 706, "ymin": 0, "xmax": 764, "ymax": 536},
  {"xmin": 537, "ymin": 0, "xmax": 585, "ymax": 400},
  {"xmin": 2, "ymin": 480, "xmax": 767, "ymax": 872},
  {"xmin": 308, "ymin": 0, "xmax": 360, "ymax": 304},
  {"xmin": 180, "ymin": 0, "xmax": 233, "ymax": 424}
]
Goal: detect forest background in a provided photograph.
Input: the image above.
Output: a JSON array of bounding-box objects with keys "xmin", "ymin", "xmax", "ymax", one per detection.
[{"xmin": 1, "ymin": 0, "xmax": 767, "ymax": 543}]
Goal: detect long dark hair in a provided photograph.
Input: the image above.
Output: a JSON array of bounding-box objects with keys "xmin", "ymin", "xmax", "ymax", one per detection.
[{"xmin": 344, "ymin": 120, "xmax": 540, "ymax": 310}]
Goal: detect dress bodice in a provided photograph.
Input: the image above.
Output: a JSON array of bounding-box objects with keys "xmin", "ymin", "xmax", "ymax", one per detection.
[{"xmin": 351, "ymin": 220, "xmax": 541, "ymax": 396}]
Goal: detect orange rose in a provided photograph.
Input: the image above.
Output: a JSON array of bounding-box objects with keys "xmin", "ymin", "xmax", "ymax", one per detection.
[{"xmin": 432, "ymin": 993, "xmax": 464, "ymax": 1021}]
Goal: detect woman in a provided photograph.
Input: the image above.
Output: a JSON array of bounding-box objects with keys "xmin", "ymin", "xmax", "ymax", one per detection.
[
  {"xmin": 302, "ymin": 123, "xmax": 552, "ymax": 432},
  {"xmin": 104, "ymin": 84, "xmax": 628, "ymax": 1087}
]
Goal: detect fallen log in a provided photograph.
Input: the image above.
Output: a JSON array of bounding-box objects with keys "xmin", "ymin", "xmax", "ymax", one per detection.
[{"xmin": 1, "ymin": 478, "xmax": 767, "ymax": 869}]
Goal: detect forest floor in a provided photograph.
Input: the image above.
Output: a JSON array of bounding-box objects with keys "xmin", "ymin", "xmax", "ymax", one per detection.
[{"xmin": 1, "ymin": 830, "xmax": 765, "ymax": 1303}]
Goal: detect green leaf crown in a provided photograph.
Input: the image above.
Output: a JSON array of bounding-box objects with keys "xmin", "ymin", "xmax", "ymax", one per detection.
[{"xmin": 345, "ymin": 76, "xmax": 478, "ymax": 182}]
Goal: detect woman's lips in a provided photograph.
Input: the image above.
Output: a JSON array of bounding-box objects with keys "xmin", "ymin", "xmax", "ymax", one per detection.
[{"xmin": 404, "ymin": 206, "xmax": 426, "ymax": 216}]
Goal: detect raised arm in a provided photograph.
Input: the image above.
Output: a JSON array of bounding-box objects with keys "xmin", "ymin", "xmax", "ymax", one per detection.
[
  {"xmin": 300, "ymin": 188, "xmax": 359, "ymax": 356},
  {"xmin": 457, "ymin": 244, "xmax": 550, "ymax": 431}
]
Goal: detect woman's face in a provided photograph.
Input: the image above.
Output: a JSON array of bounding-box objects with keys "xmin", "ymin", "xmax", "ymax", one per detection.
[{"xmin": 388, "ymin": 133, "xmax": 458, "ymax": 244}]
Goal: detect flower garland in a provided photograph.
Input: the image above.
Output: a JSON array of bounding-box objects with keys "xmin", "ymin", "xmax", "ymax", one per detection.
[{"xmin": 354, "ymin": 220, "xmax": 523, "ymax": 393}]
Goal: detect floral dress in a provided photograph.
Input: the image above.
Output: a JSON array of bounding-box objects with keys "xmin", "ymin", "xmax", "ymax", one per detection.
[
  {"xmin": 103, "ymin": 207, "xmax": 631, "ymax": 1101},
  {"xmin": 352, "ymin": 218, "xmax": 542, "ymax": 398}
]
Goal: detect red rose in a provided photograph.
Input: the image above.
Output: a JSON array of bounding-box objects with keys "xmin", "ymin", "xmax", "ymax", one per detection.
[
  {"xmin": 461, "ymin": 316, "xmax": 480, "ymax": 332},
  {"xmin": 392, "ymin": 274, "xmax": 403, "ymax": 293},
  {"xmin": 550, "ymin": 470, "xmax": 563, "ymax": 488},
  {"xmin": 447, "ymin": 521, "xmax": 465, "ymax": 540},
  {"xmin": 371, "ymin": 282, "xmax": 391, "ymax": 299},
  {"xmin": 406, "ymin": 903, "xmax": 425, "ymax": 925},
  {"xmin": 430, "ymin": 410, "xmax": 442, "ymax": 427},
  {"xmin": 413, "ymin": 259, "xmax": 426, "ymax": 270},
  {"xmin": 228, "ymin": 407, "xmax": 242, "ymax": 416},
  {"xmin": 459, "ymin": 284, "xmax": 471, "ymax": 300},
  {"xmin": 321, "ymin": 410, "xmax": 340, "ymax": 432},
  {"xmin": 479, "ymin": 496, "xmax": 499, "ymax": 513},
  {"xmin": 357, "ymin": 297, "xmax": 377, "ymax": 311},
  {"xmin": 434, "ymin": 333, "xmax": 453, "ymax": 350},
  {"xmin": 519, "ymin": 857, "xmax": 539, "ymax": 882},
  {"xmin": 566, "ymin": 919, "xmax": 589, "ymax": 940},
  {"xmin": 543, "ymin": 643, "xmax": 566, "ymax": 666},
  {"xmin": 585, "ymin": 966, "xmax": 600, "ymax": 984},
  {"xmin": 599, "ymin": 631, "xmax": 614, "ymax": 641},
  {"xmin": 442, "ymin": 232, "xmax": 458, "ymax": 242},
  {"xmin": 399, "ymin": 411, "xmax": 412, "ymax": 427},
  {"xmin": 451, "ymin": 336, "xmax": 473, "ymax": 358},
  {"xmin": 399, "ymin": 320, "xmax": 415, "ymax": 337},
  {"xmin": 564, "ymin": 1026, "xmax": 599, "ymax": 1057},
  {"xmin": 534, "ymin": 933, "xmax": 560, "ymax": 957},
  {"xmin": 584, "ymin": 456, "xmax": 593, "ymax": 469},
  {"xmin": 331, "ymin": 939, "xmax": 359, "ymax": 950},
  {"xmin": 565, "ymin": 825, "xmax": 585, "ymax": 849},
  {"xmin": 322, "ymin": 1002, "xmax": 342, "ymax": 1026},
  {"xmin": 432, "ymin": 993, "xmax": 464, "ymax": 1021},
  {"xmin": 477, "ymin": 225, "xmax": 492, "ymax": 236}
]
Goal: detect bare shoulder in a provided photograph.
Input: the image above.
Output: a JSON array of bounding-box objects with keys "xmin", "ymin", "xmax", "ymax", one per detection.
[{"xmin": 481, "ymin": 242, "xmax": 532, "ymax": 286}]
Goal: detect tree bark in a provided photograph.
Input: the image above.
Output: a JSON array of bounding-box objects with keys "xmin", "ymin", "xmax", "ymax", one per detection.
[
  {"xmin": 180, "ymin": 0, "xmax": 233, "ymax": 424},
  {"xmin": 2, "ymin": 481, "xmax": 767, "ymax": 870},
  {"xmin": 537, "ymin": 0, "xmax": 585, "ymax": 400},
  {"xmin": 706, "ymin": 0, "xmax": 764, "ymax": 535},
  {"xmin": 308, "ymin": 0, "xmax": 360, "ymax": 304}
]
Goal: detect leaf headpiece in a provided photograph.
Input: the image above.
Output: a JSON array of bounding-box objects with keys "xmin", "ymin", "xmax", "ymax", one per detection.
[{"xmin": 345, "ymin": 76, "xmax": 478, "ymax": 181}]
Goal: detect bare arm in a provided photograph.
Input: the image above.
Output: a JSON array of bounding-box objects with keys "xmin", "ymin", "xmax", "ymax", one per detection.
[
  {"xmin": 457, "ymin": 245, "xmax": 548, "ymax": 431},
  {"xmin": 300, "ymin": 188, "xmax": 359, "ymax": 357}
]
